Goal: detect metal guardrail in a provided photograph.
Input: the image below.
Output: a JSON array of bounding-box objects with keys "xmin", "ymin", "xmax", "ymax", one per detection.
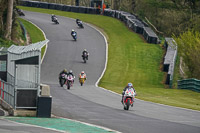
[
  {"xmin": 163, "ymin": 38, "xmax": 177, "ymax": 88},
  {"xmin": 178, "ymin": 78, "xmax": 200, "ymax": 92},
  {"xmin": 19, "ymin": 20, "xmax": 27, "ymax": 41}
]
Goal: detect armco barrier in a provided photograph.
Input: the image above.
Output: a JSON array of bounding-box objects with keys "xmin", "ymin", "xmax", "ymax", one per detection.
[
  {"xmin": 19, "ymin": 0, "xmax": 159, "ymax": 44},
  {"xmin": 178, "ymin": 78, "xmax": 200, "ymax": 92},
  {"xmin": 19, "ymin": 20, "xmax": 27, "ymax": 41},
  {"xmin": 163, "ymin": 38, "xmax": 177, "ymax": 87}
]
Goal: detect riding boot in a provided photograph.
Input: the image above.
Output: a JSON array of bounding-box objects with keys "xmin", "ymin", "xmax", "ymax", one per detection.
[{"xmin": 121, "ymin": 96, "xmax": 123, "ymax": 103}]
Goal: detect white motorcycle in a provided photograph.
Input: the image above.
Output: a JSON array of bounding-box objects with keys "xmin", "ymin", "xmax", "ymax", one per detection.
[
  {"xmin": 122, "ymin": 88, "xmax": 136, "ymax": 110},
  {"xmin": 63, "ymin": 75, "xmax": 75, "ymax": 90}
]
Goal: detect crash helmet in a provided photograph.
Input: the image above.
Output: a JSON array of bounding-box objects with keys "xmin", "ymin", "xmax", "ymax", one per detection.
[
  {"xmin": 72, "ymin": 29, "xmax": 75, "ymax": 32},
  {"xmin": 128, "ymin": 83, "xmax": 133, "ymax": 88},
  {"xmin": 52, "ymin": 14, "xmax": 54, "ymax": 16},
  {"xmin": 63, "ymin": 69, "xmax": 67, "ymax": 72},
  {"xmin": 69, "ymin": 70, "xmax": 73, "ymax": 73},
  {"xmin": 84, "ymin": 49, "xmax": 87, "ymax": 51},
  {"xmin": 81, "ymin": 71, "xmax": 85, "ymax": 74}
]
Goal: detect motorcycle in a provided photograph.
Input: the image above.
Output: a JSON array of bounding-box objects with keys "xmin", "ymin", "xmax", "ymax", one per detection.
[
  {"xmin": 59, "ymin": 73, "xmax": 66, "ymax": 87},
  {"xmin": 72, "ymin": 32, "xmax": 77, "ymax": 41},
  {"xmin": 64, "ymin": 74, "xmax": 74, "ymax": 90},
  {"xmin": 122, "ymin": 88, "xmax": 136, "ymax": 110},
  {"xmin": 16, "ymin": 8, "xmax": 25, "ymax": 16},
  {"xmin": 79, "ymin": 75, "xmax": 86, "ymax": 86},
  {"xmin": 52, "ymin": 17, "xmax": 59, "ymax": 24},
  {"xmin": 77, "ymin": 21, "xmax": 84, "ymax": 28},
  {"xmin": 82, "ymin": 52, "xmax": 89, "ymax": 63}
]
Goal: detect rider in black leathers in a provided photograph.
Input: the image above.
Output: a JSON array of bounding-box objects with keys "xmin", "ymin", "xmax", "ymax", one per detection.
[
  {"xmin": 76, "ymin": 19, "xmax": 80, "ymax": 24},
  {"xmin": 51, "ymin": 14, "xmax": 56, "ymax": 21},
  {"xmin": 59, "ymin": 69, "xmax": 68, "ymax": 84},
  {"xmin": 82, "ymin": 49, "xmax": 89, "ymax": 60}
]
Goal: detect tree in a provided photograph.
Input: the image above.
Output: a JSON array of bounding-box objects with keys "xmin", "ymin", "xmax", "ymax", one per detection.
[
  {"xmin": 173, "ymin": 30, "xmax": 200, "ymax": 79},
  {"xmin": 0, "ymin": 0, "xmax": 8, "ymax": 36},
  {"xmin": 4, "ymin": 0, "xmax": 14, "ymax": 40}
]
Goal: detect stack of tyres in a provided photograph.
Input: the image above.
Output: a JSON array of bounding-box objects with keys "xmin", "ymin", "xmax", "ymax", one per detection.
[
  {"xmin": 87, "ymin": 7, "xmax": 96, "ymax": 14},
  {"xmin": 48, "ymin": 3, "xmax": 57, "ymax": 10},
  {"xmin": 19, "ymin": 0, "xmax": 29, "ymax": 6},
  {"xmin": 27, "ymin": 1, "xmax": 33, "ymax": 7},
  {"xmin": 62, "ymin": 5, "xmax": 71, "ymax": 11},
  {"xmin": 39, "ymin": 2, "xmax": 49, "ymax": 9},
  {"xmin": 31, "ymin": 1, "xmax": 40, "ymax": 8},
  {"xmin": 79, "ymin": 6, "xmax": 87, "ymax": 13},
  {"xmin": 55, "ymin": 4, "xmax": 64, "ymax": 10},
  {"xmin": 71, "ymin": 6, "xmax": 79, "ymax": 13}
]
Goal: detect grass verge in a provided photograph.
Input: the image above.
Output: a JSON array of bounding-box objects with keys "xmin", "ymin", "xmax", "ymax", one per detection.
[
  {"xmin": 18, "ymin": 18, "xmax": 46, "ymax": 57},
  {"xmin": 18, "ymin": 6, "xmax": 200, "ymax": 111}
]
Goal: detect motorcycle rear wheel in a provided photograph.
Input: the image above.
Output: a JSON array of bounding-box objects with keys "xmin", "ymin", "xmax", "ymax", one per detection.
[{"xmin": 67, "ymin": 85, "xmax": 70, "ymax": 89}]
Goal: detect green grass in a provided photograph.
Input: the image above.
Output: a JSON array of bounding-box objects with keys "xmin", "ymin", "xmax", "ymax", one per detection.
[
  {"xmin": 18, "ymin": 6, "xmax": 200, "ymax": 111},
  {"xmin": 12, "ymin": 19, "xmax": 26, "ymax": 45},
  {"xmin": 0, "ymin": 38, "xmax": 14, "ymax": 47},
  {"xmin": 18, "ymin": 18, "xmax": 46, "ymax": 57}
]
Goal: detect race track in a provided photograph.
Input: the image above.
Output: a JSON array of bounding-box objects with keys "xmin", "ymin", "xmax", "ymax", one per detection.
[{"xmin": 23, "ymin": 11, "xmax": 200, "ymax": 133}]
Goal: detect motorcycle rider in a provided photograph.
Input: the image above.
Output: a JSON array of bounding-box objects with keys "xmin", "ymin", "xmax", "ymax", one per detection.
[
  {"xmin": 79, "ymin": 71, "xmax": 87, "ymax": 80},
  {"xmin": 76, "ymin": 18, "xmax": 80, "ymax": 24},
  {"xmin": 51, "ymin": 14, "xmax": 56, "ymax": 21},
  {"xmin": 121, "ymin": 83, "xmax": 136, "ymax": 105},
  {"xmin": 76, "ymin": 19, "xmax": 83, "ymax": 27},
  {"xmin": 71, "ymin": 29, "xmax": 77, "ymax": 38},
  {"xmin": 59, "ymin": 69, "xmax": 68, "ymax": 84},
  {"xmin": 82, "ymin": 49, "xmax": 89, "ymax": 60},
  {"xmin": 68, "ymin": 70, "xmax": 75, "ymax": 82},
  {"xmin": 71, "ymin": 29, "xmax": 76, "ymax": 36}
]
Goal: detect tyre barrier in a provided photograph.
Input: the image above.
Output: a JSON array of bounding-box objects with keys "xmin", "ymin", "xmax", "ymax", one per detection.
[
  {"xmin": 19, "ymin": 0, "xmax": 159, "ymax": 44},
  {"xmin": 39, "ymin": 2, "xmax": 49, "ymax": 9},
  {"xmin": 55, "ymin": 4, "xmax": 64, "ymax": 11},
  {"xmin": 62, "ymin": 5, "xmax": 71, "ymax": 12}
]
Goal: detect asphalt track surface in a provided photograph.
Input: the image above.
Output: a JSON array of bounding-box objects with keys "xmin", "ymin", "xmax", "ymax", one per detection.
[
  {"xmin": 22, "ymin": 11, "xmax": 200, "ymax": 133},
  {"xmin": 0, "ymin": 118, "xmax": 61, "ymax": 133}
]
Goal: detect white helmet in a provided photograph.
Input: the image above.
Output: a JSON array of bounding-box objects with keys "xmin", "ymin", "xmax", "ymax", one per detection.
[{"xmin": 72, "ymin": 29, "xmax": 75, "ymax": 32}]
